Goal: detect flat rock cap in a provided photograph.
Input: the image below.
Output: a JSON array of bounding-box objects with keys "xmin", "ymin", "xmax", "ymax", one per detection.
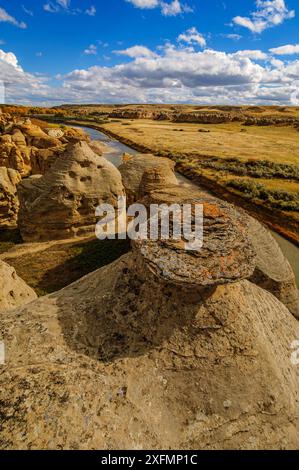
[{"xmin": 133, "ymin": 187, "xmax": 256, "ymax": 288}]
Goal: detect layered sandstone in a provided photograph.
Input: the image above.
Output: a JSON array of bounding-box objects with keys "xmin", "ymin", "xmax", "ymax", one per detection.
[
  {"xmin": 142, "ymin": 186, "xmax": 299, "ymax": 317},
  {"xmin": 0, "ymin": 129, "xmax": 31, "ymax": 177},
  {"xmin": 119, "ymin": 153, "xmax": 178, "ymax": 205},
  {"xmin": 0, "ymin": 167, "xmax": 21, "ymax": 228},
  {"xmin": 247, "ymin": 216, "xmax": 299, "ymax": 318},
  {"xmin": 17, "ymin": 141, "xmax": 125, "ymax": 242},
  {"xmin": 0, "ymin": 260, "xmax": 36, "ymax": 311},
  {"xmin": 0, "ymin": 192, "xmax": 298, "ymax": 449},
  {"xmin": 0, "ymin": 116, "xmax": 88, "ymax": 177}
]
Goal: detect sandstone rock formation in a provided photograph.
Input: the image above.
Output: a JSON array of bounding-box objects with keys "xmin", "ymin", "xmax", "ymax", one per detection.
[
  {"xmin": 119, "ymin": 153, "xmax": 178, "ymax": 205},
  {"xmin": 0, "ymin": 167, "xmax": 21, "ymax": 228},
  {"xmin": 30, "ymin": 147, "xmax": 64, "ymax": 175},
  {"xmin": 61, "ymin": 127, "xmax": 90, "ymax": 143},
  {"xmin": 247, "ymin": 216, "xmax": 299, "ymax": 319},
  {"xmin": 172, "ymin": 112, "xmax": 237, "ymax": 124},
  {"xmin": 138, "ymin": 186, "xmax": 256, "ymax": 287},
  {"xmin": 44, "ymin": 128, "xmax": 64, "ymax": 139},
  {"xmin": 88, "ymin": 140, "xmax": 105, "ymax": 156},
  {"xmin": 16, "ymin": 123, "xmax": 61, "ymax": 149},
  {"xmin": 0, "ymin": 131, "xmax": 31, "ymax": 177},
  {"xmin": 0, "ymin": 260, "xmax": 36, "ymax": 311},
  {"xmin": 0, "ymin": 116, "xmax": 88, "ymax": 177},
  {"xmin": 0, "ymin": 112, "xmax": 16, "ymax": 133},
  {"xmin": 0, "ymin": 196, "xmax": 299, "ymax": 448},
  {"xmin": 143, "ymin": 186, "xmax": 299, "ymax": 318},
  {"xmin": 17, "ymin": 141, "xmax": 125, "ymax": 242}
]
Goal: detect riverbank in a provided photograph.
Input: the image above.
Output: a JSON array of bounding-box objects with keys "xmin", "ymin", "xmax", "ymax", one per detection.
[{"xmin": 48, "ymin": 118, "xmax": 299, "ymax": 247}]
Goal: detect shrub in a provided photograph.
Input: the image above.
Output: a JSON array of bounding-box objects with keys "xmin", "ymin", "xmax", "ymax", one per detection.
[
  {"xmin": 226, "ymin": 179, "xmax": 299, "ymax": 211},
  {"xmin": 198, "ymin": 158, "xmax": 299, "ymax": 181}
]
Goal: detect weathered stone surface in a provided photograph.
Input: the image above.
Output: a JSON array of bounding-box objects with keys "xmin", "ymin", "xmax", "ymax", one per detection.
[
  {"xmin": 0, "ymin": 112, "xmax": 16, "ymax": 133},
  {"xmin": 61, "ymin": 127, "xmax": 89, "ymax": 143},
  {"xmin": 44, "ymin": 128, "xmax": 64, "ymax": 139},
  {"xmin": 140, "ymin": 185, "xmax": 299, "ymax": 315},
  {"xmin": 0, "ymin": 167, "xmax": 21, "ymax": 228},
  {"xmin": 0, "ymin": 121, "xmax": 59, "ymax": 176},
  {"xmin": 119, "ymin": 153, "xmax": 178, "ymax": 205},
  {"xmin": 0, "ymin": 260, "xmax": 36, "ymax": 311},
  {"xmin": 17, "ymin": 141, "xmax": 125, "ymax": 242},
  {"xmin": 0, "ymin": 250, "xmax": 298, "ymax": 449},
  {"xmin": 30, "ymin": 147, "xmax": 64, "ymax": 175},
  {"xmin": 247, "ymin": 216, "xmax": 299, "ymax": 318},
  {"xmin": 0, "ymin": 139, "xmax": 31, "ymax": 177},
  {"xmin": 16, "ymin": 124, "xmax": 61, "ymax": 149},
  {"xmin": 172, "ymin": 112, "xmax": 237, "ymax": 124},
  {"xmin": 0, "ymin": 118, "xmax": 91, "ymax": 178},
  {"xmin": 137, "ymin": 186, "xmax": 256, "ymax": 288},
  {"xmin": 88, "ymin": 140, "xmax": 105, "ymax": 156}
]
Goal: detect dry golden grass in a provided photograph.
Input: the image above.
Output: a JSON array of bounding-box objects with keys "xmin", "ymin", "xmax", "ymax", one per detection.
[
  {"xmin": 101, "ymin": 119, "xmax": 299, "ymax": 166},
  {"xmin": 96, "ymin": 117, "xmax": 299, "ymax": 230}
]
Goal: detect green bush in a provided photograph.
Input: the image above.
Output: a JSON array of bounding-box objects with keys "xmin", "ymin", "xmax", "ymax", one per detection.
[
  {"xmin": 226, "ymin": 179, "xmax": 299, "ymax": 211},
  {"xmin": 199, "ymin": 157, "xmax": 299, "ymax": 181}
]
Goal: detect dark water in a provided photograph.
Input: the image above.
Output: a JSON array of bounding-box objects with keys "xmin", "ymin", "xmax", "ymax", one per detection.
[{"xmin": 78, "ymin": 125, "xmax": 299, "ymax": 287}]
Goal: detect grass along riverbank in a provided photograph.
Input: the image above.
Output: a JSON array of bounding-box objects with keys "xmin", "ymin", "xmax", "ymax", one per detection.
[{"xmin": 33, "ymin": 116, "xmax": 299, "ymax": 245}]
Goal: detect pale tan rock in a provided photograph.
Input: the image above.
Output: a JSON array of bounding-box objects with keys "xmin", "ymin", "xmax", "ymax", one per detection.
[
  {"xmin": 61, "ymin": 127, "xmax": 90, "ymax": 143},
  {"xmin": 0, "ymin": 141, "xmax": 31, "ymax": 177},
  {"xmin": 0, "ymin": 259, "xmax": 36, "ymax": 311},
  {"xmin": 247, "ymin": 216, "xmax": 299, "ymax": 318},
  {"xmin": 0, "ymin": 134, "xmax": 12, "ymax": 144},
  {"xmin": 119, "ymin": 153, "xmax": 178, "ymax": 205},
  {"xmin": 17, "ymin": 124, "xmax": 61, "ymax": 149},
  {"xmin": 30, "ymin": 147, "xmax": 64, "ymax": 175},
  {"xmin": 44, "ymin": 128, "xmax": 64, "ymax": 139},
  {"xmin": 11, "ymin": 129, "xmax": 26, "ymax": 148},
  {"xmin": 17, "ymin": 141, "xmax": 125, "ymax": 242},
  {"xmin": 0, "ymin": 167, "xmax": 21, "ymax": 228},
  {"xmin": 0, "ymin": 251, "xmax": 298, "ymax": 449},
  {"xmin": 138, "ymin": 186, "xmax": 256, "ymax": 287},
  {"xmin": 149, "ymin": 186, "xmax": 299, "ymax": 317},
  {"xmin": 88, "ymin": 140, "xmax": 107, "ymax": 156}
]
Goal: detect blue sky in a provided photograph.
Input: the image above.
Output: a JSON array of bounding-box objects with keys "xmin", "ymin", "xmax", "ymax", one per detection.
[{"xmin": 0, "ymin": 0, "xmax": 299, "ymax": 105}]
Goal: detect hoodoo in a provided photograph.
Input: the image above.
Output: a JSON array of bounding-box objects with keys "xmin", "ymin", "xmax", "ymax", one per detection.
[
  {"xmin": 0, "ymin": 184, "xmax": 298, "ymax": 449},
  {"xmin": 17, "ymin": 141, "xmax": 125, "ymax": 242}
]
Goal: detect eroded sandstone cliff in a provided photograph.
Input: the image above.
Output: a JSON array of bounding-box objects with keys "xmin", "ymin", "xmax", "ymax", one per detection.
[
  {"xmin": 17, "ymin": 141, "xmax": 125, "ymax": 242},
  {"xmin": 0, "ymin": 260, "xmax": 36, "ymax": 312},
  {"xmin": 0, "ymin": 184, "xmax": 298, "ymax": 449}
]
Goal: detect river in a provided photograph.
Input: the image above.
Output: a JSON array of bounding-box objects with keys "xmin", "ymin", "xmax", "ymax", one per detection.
[{"xmin": 77, "ymin": 125, "xmax": 299, "ymax": 287}]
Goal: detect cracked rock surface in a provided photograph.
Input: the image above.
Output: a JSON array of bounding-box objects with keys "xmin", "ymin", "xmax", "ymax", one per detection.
[
  {"xmin": 0, "ymin": 197, "xmax": 298, "ymax": 449},
  {"xmin": 17, "ymin": 141, "xmax": 125, "ymax": 242}
]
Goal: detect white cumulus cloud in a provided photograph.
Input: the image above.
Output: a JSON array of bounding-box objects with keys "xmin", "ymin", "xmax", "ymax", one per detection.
[
  {"xmin": 2, "ymin": 41, "xmax": 299, "ymax": 106},
  {"xmin": 178, "ymin": 27, "xmax": 206, "ymax": 48},
  {"xmin": 115, "ymin": 45, "xmax": 157, "ymax": 58},
  {"xmin": 44, "ymin": 1, "xmax": 96, "ymax": 16},
  {"xmin": 270, "ymin": 44, "xmax": 299, "ymax": 55},
  {"xmin": 233, "ymin": 0, "xmax": 295, "ymax": 34},
  {"xmin": 0, "ymin": 6, "xmax": 27, "ymax": 29},
  {"xmin": 126, "ymin": 0, "xmax": 192, "ymax": 16},
  {"xmin": 84, "ymin": 44, "xmax": 97, "ymax": 55}
]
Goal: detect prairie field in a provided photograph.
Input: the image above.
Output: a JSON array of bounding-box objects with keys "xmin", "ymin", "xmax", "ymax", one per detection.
[
  {"xmin": 100, "ymin": 118, "xmax": 299, "ymax": 165},
  {"xmin": 96, "ymin": 117, "xmax": 299, "ymax": 227},
  {"xmin": 23, "ymin": 104, "xmax": 299, "ymax": 238}
]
